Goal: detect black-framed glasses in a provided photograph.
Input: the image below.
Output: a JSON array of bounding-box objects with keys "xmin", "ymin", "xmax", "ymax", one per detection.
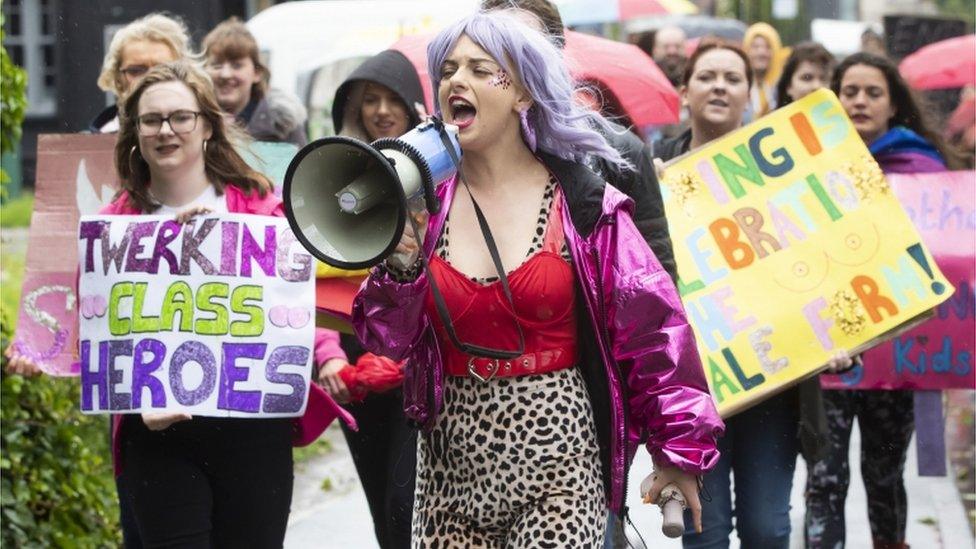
[{"xmin": 137, "ymin": 110, "xmax": 202, "ymax": 136}]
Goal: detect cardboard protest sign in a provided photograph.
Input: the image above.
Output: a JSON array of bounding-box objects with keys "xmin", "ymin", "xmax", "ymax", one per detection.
[
  {"xmin": 76, "ymin": 213, "xmax": 315, "ymax": 417},
  {"xmin": 13, "ymin": 134, "xmax": 119, "ymax": 375},
  {"xmin": 660, "ymin": 89, "xmax": 953, "ymax": 417},
  {"xmin": 822, "ymin": 171, "xmax": 976, "ymax": 390},
  {"xmin": 13, "ymin": 134, "xmax": 297, "ymax": 375}
]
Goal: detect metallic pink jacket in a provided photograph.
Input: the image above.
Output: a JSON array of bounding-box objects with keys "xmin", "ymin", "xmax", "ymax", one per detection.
[{"xmin": 352, "ymin": 154, "xmax": 723, "ymax": 513}]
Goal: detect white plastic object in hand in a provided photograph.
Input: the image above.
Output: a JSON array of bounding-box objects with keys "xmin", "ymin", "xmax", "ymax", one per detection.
[{"xmin": 640, "ymin": 472, "xmax": 687, "ymax": 538}]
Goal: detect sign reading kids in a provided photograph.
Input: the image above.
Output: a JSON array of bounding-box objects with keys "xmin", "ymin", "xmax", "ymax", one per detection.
[
  {"xmin": 77, "ymin": 213, "xmax": 316, "ymax": 418},
  {"xmin": 661, "ymin": 88, "xmax": 954, "ymax": 417}
]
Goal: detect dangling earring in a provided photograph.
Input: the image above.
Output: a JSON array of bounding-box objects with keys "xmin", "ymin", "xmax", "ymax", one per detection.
[
  {"xmin": 519, "ymin": 109, "xmax": 537, "ymax": 153},
  {"xmin": 128, "ymin": 145, "xmax": 143, "ymax": 172}
]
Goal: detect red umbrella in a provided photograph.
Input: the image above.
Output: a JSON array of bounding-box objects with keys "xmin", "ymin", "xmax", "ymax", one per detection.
[
  {"xmin": 391, "ymin": 30, "xmax": 679, "ymax": 127},
  {"xmin": 619, "ymin": 0, "xmax": 698, "ymax": 19},
  {"xmin": 899, "ymin": 34, "xmax": 976, "ymax": 90}
]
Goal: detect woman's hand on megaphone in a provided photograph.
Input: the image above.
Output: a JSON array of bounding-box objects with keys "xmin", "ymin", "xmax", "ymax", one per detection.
[
  {"xmin": 386, "ymin": 210, "xmax": 429, "ymax": 272},
  {"xmin": 643, "ymin": 464, "xmax": 703, "ymax": 533}
]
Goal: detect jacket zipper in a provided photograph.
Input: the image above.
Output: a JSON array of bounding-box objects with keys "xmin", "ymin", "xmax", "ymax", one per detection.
[{"xmin": 590, "ymin": 241, "xmax": 631, "ymax": 517}]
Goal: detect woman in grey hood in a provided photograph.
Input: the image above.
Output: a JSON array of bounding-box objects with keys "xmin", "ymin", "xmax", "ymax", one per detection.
[
  {"xmin": 203, "ymin": 17, "xmax": 308, "ymax": 146},
  {"xmin": 330, "ymin": 49, "xmax": 425, "ymax": 141},
  {"xmin": 316, "ymin": 49, "xmax": 425, "ymax": 549}
]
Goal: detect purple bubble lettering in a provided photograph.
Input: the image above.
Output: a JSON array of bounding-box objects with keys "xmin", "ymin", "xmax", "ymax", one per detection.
[
  {"xmin": 149, "ymin": 220, "xmax": 182, "ymax": 275},
  {"xmin": 102, "ymin": 223, "xmax": 134, "ymax": 275},
  {"xmin": 263, "ymin": 346, "xmax": 310, "ymax": 413},
  {"xmin": 218, "ymin": 342, "xmax": 265, "ymax": 413},
  {"xmin": 241, "ymin": 224, "xmax": 276, "ymax": 277},
  {"xmin": 179, "ymin": 218, "xmax": 217, "ymax": 275},
  {"xmin": 220, "ymin": 221, "xmax": 240, "ymax": 276},
  {"xmin": 169, "ymin": 341, "xmax": 218, "ymax": 406},
  {"xmin": 124, "ymin": 221, "xmax": 159, "ymax": 273},
  {"xmin": 79, "ymin": 220, "xmax": 107, "ymax": 273},
  {"xmin": 80, "ymin": 340, "xmax": 107, "ymax": 411},
  {"xmin": 108, "ymin": 339, "xmax": 134, "ymax": 410},
  {"xmin": 131, "ymin": 338, "xmax": 167, "ymax": 408},
  {"xmin": 276, "ymin": 228, "xmax": 312, "ymax": 282}
]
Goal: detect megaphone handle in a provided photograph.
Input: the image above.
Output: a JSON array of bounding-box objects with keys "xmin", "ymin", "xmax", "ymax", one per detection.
[{"xmin": 661, "ymin": 498, "xmax": 684, "ymax": 538}]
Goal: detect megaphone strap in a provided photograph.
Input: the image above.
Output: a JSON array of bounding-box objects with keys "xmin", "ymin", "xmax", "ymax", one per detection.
[{"xmin": 415, "ymin": 122, "xmax": 526, "ymax": 362}]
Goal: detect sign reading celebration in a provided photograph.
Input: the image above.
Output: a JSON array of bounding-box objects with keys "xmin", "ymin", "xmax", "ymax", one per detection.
[
  {"xmin": 661, "ymin": 89, "xmax": 954, "ymax": 416},
  {"xmin": 76, "ymin": 213, "xmax": 315, "ymax": 417}
]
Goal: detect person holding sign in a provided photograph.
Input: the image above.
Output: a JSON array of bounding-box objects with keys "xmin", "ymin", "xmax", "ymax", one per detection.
[
  {"xmin": 352, "ymin": 11, "xmax": 723, "ymax": 546},
  {"xmin": 6, "ymin": 61, "xmax": 348, "ymax": 547},
  {"xmin": 804, "ymin": 52, "xmax": 960, "ymax": 549},
  {"xmin": 654, "ymin": 41, "xmax": 854, "ymax": 549}
]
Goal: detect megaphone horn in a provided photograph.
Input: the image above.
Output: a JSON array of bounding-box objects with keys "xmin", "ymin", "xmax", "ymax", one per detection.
[{"xmin": 283, "ymin": 120, "xmax": 461, "ymax": 270}]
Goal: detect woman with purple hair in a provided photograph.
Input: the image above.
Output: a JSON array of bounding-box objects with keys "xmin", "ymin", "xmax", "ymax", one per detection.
[{"xmin": 352, "ymin": 11, "xmax": 724, "ymax": 545}]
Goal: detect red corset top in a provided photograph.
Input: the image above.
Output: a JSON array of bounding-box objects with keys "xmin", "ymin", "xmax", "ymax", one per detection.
[{"xmin": 426, "ymin": 188, "xmax": 578, "ymax": 375}]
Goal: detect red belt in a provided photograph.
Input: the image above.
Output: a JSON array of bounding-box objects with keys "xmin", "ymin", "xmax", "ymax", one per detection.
[{"xmin": 445, "ymin": 347, "xmax": 576, "ymax": 382}]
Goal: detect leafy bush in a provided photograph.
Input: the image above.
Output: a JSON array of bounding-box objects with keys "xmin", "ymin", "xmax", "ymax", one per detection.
[
  {"xmin": 0, "ymin": 191, "xmax": 33, "ymax": 227},
  {"xmin": 0, "ymin": 12, "xmax": 27, "ymax": 198},
  {"xmin": 0, "ymin": 308, "xmax": 122, "ymax": 548}
]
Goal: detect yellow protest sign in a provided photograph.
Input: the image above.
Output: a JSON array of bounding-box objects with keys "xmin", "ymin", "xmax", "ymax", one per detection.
[{"xmin": 661, "ymin": 89, "xmax": 953, "ymax": 417}]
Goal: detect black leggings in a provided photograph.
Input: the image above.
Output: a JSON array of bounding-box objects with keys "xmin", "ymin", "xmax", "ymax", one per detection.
[
  {"xmin": 121, "ymin": 415, "xmax": 294, "ymax": 549},
  {"xmin": 340, "ymin": 331, "xmax": 416, "ymax": 549},
  {"xmin": 341, "ymin": 389, "xmax": 417, "ymax": 549}
]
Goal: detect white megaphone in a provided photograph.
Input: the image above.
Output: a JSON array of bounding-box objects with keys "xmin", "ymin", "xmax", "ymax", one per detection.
[{"xmin": 283, "ymin": 120, "xmax": 461, "ymax": 269}]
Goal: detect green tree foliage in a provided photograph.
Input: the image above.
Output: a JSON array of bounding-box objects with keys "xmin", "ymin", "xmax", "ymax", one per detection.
[
  {"xmin": 1, "ymin": 11, "xmax": 27, "ymax": 194},
  {"xmin": 0, "ymin": 310, "xmax": 122, "ymax": 547},
  {"xmin": 934, "ymin": 0, "xmax": 976, "ymax": 24},
  {"xmin": 1, "ymin": 11, "xmax": 120, "ymax": 541}
]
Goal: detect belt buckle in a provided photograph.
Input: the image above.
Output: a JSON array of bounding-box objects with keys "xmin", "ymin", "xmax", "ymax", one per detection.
[{"xmin": 467, "ymin": 357, "xmax": 499, "ymax": 383}]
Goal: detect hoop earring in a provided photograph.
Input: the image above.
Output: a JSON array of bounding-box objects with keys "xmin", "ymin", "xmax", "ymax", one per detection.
[
  {"xmin": 519, "ymin": 109, "xmax": 537, "ymax": 153},
  {"xmin": 203, "ymin": 139, "xmax": 209, "ymax": 154}
]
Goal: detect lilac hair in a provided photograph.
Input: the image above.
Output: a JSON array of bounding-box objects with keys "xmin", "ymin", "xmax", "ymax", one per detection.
[{"xmin": 427, "ymin": 11, "xmax": 630, "ymax": 169}]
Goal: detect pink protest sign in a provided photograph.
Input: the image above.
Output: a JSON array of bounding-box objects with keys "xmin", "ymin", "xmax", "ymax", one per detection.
[
  {"xmin": 822, "ymin": 171, "xmax": 976, "ymax": 390},
  {"xmin": 13, "ymin": 135, "xmax": 119, "ymax": 375}
]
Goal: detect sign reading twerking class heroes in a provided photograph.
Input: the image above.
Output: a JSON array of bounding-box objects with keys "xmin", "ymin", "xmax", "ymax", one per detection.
[
  {"xmin": 661, "ymin": 89, "xmax": 954, "ymax": 417},
  {"xmin": 77, "ymin": 213, "xmax": 315, "ymax": 417}
]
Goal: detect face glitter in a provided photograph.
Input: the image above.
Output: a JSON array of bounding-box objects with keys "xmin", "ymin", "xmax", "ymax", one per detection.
[{"xmin": 489, "ymin": 69, "xmax": 512, "ymax": 90}]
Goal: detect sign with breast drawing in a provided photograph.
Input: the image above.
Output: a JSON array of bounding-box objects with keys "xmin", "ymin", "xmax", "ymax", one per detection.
[
  {"xmin": 661, "ymin": 89, "xmax": 954, "ymax": 417},
  {"xmin": 76, "ymin": 213, "xmax": 315, "ymax": 417}
]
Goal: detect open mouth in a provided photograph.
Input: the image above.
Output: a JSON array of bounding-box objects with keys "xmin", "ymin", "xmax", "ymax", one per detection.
[
  {"xmin": 850, "ymin": 113, "xmax": 871, "ymax": 123},
  {"xmin": 449, "ymin": 96, "xmax": 477, "ymax": 128},
  {"xmin": 707, "ymin": 98, "xmax": 728, "ymax": 107},
  {"xmin": 156, "ymin": 144, "xmax": 179, "ymax": 155}
]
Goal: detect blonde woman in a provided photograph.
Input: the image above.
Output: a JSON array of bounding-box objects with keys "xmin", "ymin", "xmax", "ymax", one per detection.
[{"xmin": 90, "ymin": 13, "xmax": 195, "ymax": 133}]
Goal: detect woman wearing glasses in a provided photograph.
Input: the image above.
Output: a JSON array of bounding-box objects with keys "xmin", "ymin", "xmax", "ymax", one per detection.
[
  {"xmin": 91, "ymin": 13, "xmax": 194, "ymax": 133},
  {"xmin": 6, "ymin": 60, "xmax": 349, "ymax": 547}
]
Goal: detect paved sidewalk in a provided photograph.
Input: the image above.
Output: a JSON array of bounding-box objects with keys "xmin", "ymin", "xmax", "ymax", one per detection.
[{"xmin": 286, "ymin": 423, "xmax": 972, "ymax": 548}]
